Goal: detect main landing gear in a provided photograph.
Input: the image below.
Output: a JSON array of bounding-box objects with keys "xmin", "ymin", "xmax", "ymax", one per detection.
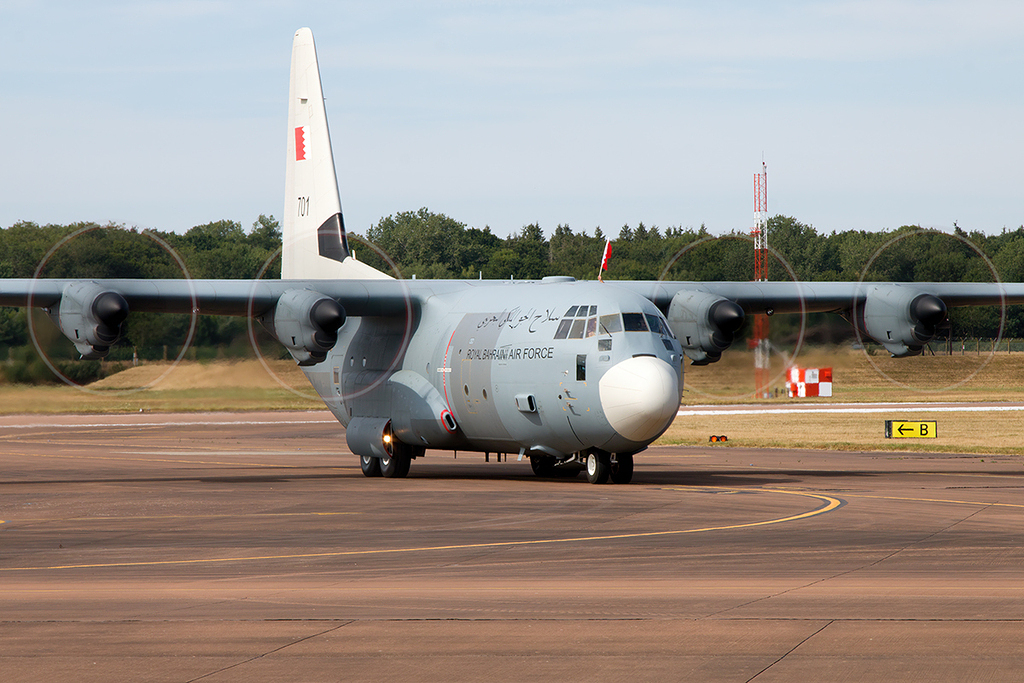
[
  {"xmin": 360, "ymin": 454, "xmax": 381, "ymax": 477},
  {"xmin": 360, "ymin": 441, "xmax": 423, "ymax": 479}
]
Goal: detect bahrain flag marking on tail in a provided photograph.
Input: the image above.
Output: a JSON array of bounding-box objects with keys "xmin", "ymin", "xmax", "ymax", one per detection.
[{"xmin": 294, "ymin": 126, "xmax": 307, "ymax": 161}]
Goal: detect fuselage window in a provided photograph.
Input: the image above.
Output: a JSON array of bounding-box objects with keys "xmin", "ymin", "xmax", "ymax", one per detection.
[
  {"xmin": 622, "ymin": 313, "xmax": 649, "ymax": 332},
  {"xmin": 576, "ymin": 354, "xmax": 587, "ymax": 381},
  {"xmin": 599, "ymin": 313, "xmax": 622, "ymax": 334}
]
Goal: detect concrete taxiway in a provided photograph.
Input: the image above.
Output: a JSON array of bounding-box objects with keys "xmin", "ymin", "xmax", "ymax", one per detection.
[{"xmin": 1, "ymin": 411, "xmax": 1023, "ymax": 681}]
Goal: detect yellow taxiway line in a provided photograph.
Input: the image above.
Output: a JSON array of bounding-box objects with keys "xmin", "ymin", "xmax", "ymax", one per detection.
[{"xmin": 0, "ymin": 488, "xmax": 841, "ymax": 572}]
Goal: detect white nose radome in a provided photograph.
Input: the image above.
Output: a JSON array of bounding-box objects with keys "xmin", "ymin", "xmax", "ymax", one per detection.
[{"xmin": 599, "ymin": 356, "xmax": 680, "ymax": 443}]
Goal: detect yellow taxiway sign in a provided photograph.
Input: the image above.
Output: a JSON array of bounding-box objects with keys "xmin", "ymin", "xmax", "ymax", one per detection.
[{"xmin": 885, "ymin": 420, "xmax": 938, "ymax": 438}]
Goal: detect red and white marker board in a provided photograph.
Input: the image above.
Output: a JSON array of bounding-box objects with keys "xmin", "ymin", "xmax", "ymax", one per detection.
[{"xmin": 786, "ymin": 367, "xmax": 833, "ymax": 397}]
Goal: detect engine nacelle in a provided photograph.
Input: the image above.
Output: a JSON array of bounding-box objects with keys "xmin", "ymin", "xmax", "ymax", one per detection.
[
  {"xmin": 666, "ymin": 290, "xmax": 745, "ymax": 365},
  {"xmin": 859, "ymin": 286, "xmax": 947, "ymax": 357},
  {"xmin": 261, "ymin": 289, "xmax": 346, "ymax": 366},
  {"xmin": 49, "ymin": 282, "xmax": 129, "ymax": 360}
]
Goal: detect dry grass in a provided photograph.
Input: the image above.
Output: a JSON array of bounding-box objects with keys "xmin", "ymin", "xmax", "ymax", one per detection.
[
  {"xmin": 659, "ymin": 411, "xmax": 1024, "ymax": 456},
  {"xmin": 682, "ymin": 346, "xmax": 1024, "ymax": 404},
  {"xmin": 0, "ymin": 360, "xmax": 320, "ymax": 414},
  {"xmin": 669, "ymin": 346, "xmax": 1024, "ymax": 455}
]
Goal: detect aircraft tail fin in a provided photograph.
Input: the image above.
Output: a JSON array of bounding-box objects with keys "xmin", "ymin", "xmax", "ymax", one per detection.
[{"xmin": 282, "ymin": 28, "xmax": 389, "ymax": 280}]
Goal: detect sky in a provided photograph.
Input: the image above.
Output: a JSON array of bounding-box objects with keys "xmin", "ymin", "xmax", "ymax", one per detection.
[{"xmin": 2, "ymin": 1, "xmax": 1022, "ymax": 240}]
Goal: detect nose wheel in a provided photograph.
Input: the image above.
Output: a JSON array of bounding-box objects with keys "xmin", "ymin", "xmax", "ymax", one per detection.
[
  {"xmin": 586, "ymin": 451, "xmax": 633, "ymax": 484},
  {"xmin": 586, "ymin": 451, "xmax": 610, "ymax": 484}
]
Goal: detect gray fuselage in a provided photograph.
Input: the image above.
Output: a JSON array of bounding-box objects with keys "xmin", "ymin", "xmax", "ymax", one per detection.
[{"xmin": 302, "ymin": 279, "xmax": 684, "ymax": 461}]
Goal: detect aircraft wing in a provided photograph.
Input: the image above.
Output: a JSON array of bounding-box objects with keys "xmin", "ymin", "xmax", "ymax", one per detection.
[
  {"xmin": 6, "ymin": 278, "xmax": 1024, "ymax": 318},
  {"xmin": 7, "ymin": 276, "xmax": 1023, "ymax": 366},
  {"xmin": 0, "ymin": 278, "xmax": 417, "ymax": 317},
  {"xmin": 615, "ymin": 280, "xmax": 1024, "ymax": 315},
  {"xmin": 0, "ymin": 276, "xmax": 429, "ymax": 364},
  {"xmin": 608, "ymin": 279, "xmax": 1024, "ymax": 361},
  {"xmin": 7, "ymin": 277, "xmax": 1024, "ymax": 314}
]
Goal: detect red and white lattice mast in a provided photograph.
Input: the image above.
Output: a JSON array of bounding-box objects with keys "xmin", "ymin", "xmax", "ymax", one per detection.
[{"xmin": 751, "ymin": 162, "xmax": 770, "ymax": 398}]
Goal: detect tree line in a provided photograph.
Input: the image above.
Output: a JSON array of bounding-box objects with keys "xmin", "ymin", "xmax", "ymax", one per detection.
[
  {"xmin": 0, "ymin": 216, "xmax": 282, "ymax": 380},
  {"xmin": 2, "ymin": 210, "xmax": 1023, "ymax": 379},
  {"xmin": 359, "ymin": 209, "xmax": 1024, "ymax": 340}
]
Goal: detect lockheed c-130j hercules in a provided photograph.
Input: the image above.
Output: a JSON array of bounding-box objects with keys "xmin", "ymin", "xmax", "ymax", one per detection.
[{"xmin": 3, "ymin": 28, "xmax": 1024, "ymax": 484}]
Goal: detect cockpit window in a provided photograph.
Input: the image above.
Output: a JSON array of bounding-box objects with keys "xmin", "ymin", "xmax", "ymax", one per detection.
[
  {"xmin": 622, "ymin": 313, "xmax": 649, "ymax": 332},
  {"xmin": 662, "ymin": 317, "xmax": 676, "ymax": 339},
  {"xmin": 599, "ymin": 314, "xmax": 622, "ymax": 334},
  {"xmin": 649, "ymin": 314, "xmax": 672, "ymax": 337},
  {"xmin": 555, "ymin": 305, "xmax": 598, "ymax": 339}
]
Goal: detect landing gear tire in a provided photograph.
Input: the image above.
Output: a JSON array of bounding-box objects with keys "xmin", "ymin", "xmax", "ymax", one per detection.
[
  {"xmin": 609, "ymin": 453, "xmax": 634, "ymax": 485},
  {"xmin": 586, "ymin": 451, "xmax": 610, "ymax": 485},
  {"xmin": 360, "ymin": 454, "xmax": 382, "ymax": 477},
  {"xmin": 530, "ymin": 455, "xmax": 556, "ymax": 477},
  {"xmin": 380, "ymin": 452, "xmax": 410, "ymax": 478},
  {"xmin": 381, "ymin": 441, "xmax": 420, "ymax": 478}
]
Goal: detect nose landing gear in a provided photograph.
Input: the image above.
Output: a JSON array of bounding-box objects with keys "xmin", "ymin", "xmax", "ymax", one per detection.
[
  {"xmin": 586, "ymin": 451, "xmax": 610, "ymax": 484},
  {"xmin": 584, "ymin": 450, "xmax": 633, "ymax": 485}
]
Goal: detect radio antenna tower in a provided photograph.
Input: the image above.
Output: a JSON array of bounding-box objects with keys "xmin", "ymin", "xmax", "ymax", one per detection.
[{"xmin": 751, "ymin": 161, "xmax": 770, "ymax": 399}]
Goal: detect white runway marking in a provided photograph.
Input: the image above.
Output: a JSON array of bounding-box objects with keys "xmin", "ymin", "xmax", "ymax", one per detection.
[
  {"xmin": 679, "ymin": 402, "xmax": 1024, "ymax": 416},
  {"xmin": 0, "ymin": 412, "xmax": 336, "ymax": 430}
]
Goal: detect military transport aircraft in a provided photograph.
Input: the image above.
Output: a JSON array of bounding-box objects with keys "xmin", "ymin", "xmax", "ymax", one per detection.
[{"xmin": 3, "ymin": 28, "xmax": 1024, "ymax": 484}]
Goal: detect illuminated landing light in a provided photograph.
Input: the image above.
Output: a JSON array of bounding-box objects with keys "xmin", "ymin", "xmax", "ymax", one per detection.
[{"xmin": 599, "ymin": 356, "xmax": 679, "ymax": 442}]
